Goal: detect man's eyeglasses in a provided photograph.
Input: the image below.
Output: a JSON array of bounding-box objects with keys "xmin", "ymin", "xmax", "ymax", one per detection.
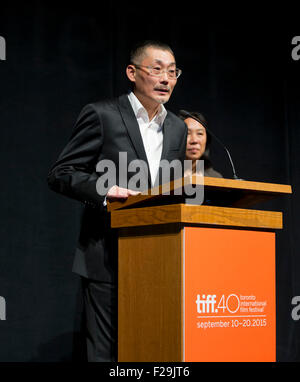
[{"xmin": 132, "ymin": 64, "xmax": 182, "ymax": 79}]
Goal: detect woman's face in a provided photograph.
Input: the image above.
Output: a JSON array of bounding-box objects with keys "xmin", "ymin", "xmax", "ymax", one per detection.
[{"xmin": 185, "ymin": 117, "xmax": 207, "ymax": 161}]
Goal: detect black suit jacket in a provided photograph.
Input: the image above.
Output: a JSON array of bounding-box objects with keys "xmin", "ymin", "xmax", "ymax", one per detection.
[{"xmin": 47, "ymin": 94, "xmax": 187, "ymax": 282}]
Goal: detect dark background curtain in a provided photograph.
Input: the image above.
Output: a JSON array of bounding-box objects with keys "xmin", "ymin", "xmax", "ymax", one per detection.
[{"xmin": 0, "ymin": 3, "xmax": 299, "ymax": 362}]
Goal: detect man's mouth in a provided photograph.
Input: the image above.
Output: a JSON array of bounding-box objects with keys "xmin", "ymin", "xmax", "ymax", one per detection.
[{"xmin": 154, "ymin": 88, "xmax": 170, "ymax": 94}]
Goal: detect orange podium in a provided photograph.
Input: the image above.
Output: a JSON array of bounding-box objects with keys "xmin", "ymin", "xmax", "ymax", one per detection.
[{"xmin": 108, "ymin": 176, "xmax": 292, "ymax": 362}]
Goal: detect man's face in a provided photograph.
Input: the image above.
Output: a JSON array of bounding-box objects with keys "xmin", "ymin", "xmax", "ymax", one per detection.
[{"xmin": 127, "ymin": 47, "xmax": 178, "ymax": 106}]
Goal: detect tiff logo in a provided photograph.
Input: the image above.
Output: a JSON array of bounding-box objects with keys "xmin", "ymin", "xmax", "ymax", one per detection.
[
  {"xmin": 196, "ymin": 294, "xmax": 217, "ymax": 314},
  {"xmin": 0, "ymin": 296, "xmax": 6, "ymax": 320},
  {"xmin": 0, "ymin": 36, "xmax": 6, "ymax": 61}
]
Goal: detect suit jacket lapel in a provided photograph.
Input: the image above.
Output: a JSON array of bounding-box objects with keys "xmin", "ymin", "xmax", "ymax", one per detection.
[
  {"xmin": 160, "ymin": 114, "xmax": 172, "ymax": 161},
  {"xmin": 151, "ymin": 114, "xmax": 175, "ymax": 187},
  {"xmin": 117, "ymin": 94, "xmax": 152, "ymax": 186}
]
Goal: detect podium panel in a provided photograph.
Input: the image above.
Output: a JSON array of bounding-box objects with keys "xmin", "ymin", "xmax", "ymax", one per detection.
[
  {"xmin": 118, "ymin": 224, "xmax": 183, "ymax": 362},
  {"xmin": 184, "ymin": 227, "xmax": 276, "ymax": 362}
]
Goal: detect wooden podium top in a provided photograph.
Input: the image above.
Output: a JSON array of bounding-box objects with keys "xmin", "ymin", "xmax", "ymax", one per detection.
[
  {"xmin": 107, "ymin": 175, "xmax": 292, "ymax": 212},
  {"xmin": 110, "ymin": 203, "xmax": 283, "ymax": 230}
]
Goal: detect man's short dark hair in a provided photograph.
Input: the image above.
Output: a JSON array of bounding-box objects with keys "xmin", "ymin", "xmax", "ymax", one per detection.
[{"xmin": 129, "ymin": 40, "xmax": 175, "ymax": 65}]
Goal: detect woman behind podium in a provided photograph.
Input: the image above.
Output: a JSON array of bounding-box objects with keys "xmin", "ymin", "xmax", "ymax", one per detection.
[{"xmin": 178, "ymin": 110, "xmax": 222, "ymax": 178}]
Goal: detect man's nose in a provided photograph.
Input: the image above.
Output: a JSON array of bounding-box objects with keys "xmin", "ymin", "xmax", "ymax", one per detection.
[{"xmin": 159, "ymin": 71, "xmax": 169, "ymax": 82}]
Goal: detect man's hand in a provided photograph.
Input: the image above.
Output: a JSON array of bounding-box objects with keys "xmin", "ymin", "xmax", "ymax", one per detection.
[{"xmin": 106, "ymin": 185, "xmax": 141, "ymax": 202}]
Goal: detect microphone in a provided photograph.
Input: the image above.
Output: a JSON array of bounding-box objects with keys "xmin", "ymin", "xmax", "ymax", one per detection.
[{"xmin": 180, "ymin": 110, "xmax": 242, "ymax": 180}]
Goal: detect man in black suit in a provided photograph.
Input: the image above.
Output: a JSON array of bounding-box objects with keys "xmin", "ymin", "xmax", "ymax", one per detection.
[{"xmin": 47, "ymin": 40, "xmax": 187, "ymax": 361}]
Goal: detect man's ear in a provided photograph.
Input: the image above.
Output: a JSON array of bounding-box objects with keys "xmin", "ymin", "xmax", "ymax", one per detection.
[{"xmin": 126, "ymin": 64, "xmax": 136, "ymax": 83}]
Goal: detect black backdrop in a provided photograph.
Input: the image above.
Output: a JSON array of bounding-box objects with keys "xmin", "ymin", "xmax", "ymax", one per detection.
[{"xmin": 0, "ymin": 3, "xmax": 299, "ymax": 362}]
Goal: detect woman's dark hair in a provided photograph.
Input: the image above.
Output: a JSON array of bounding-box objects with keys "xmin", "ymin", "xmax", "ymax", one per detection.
[{"xmin": 178, "ymin": 110, "xmax": 212, "ymax": 169}]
